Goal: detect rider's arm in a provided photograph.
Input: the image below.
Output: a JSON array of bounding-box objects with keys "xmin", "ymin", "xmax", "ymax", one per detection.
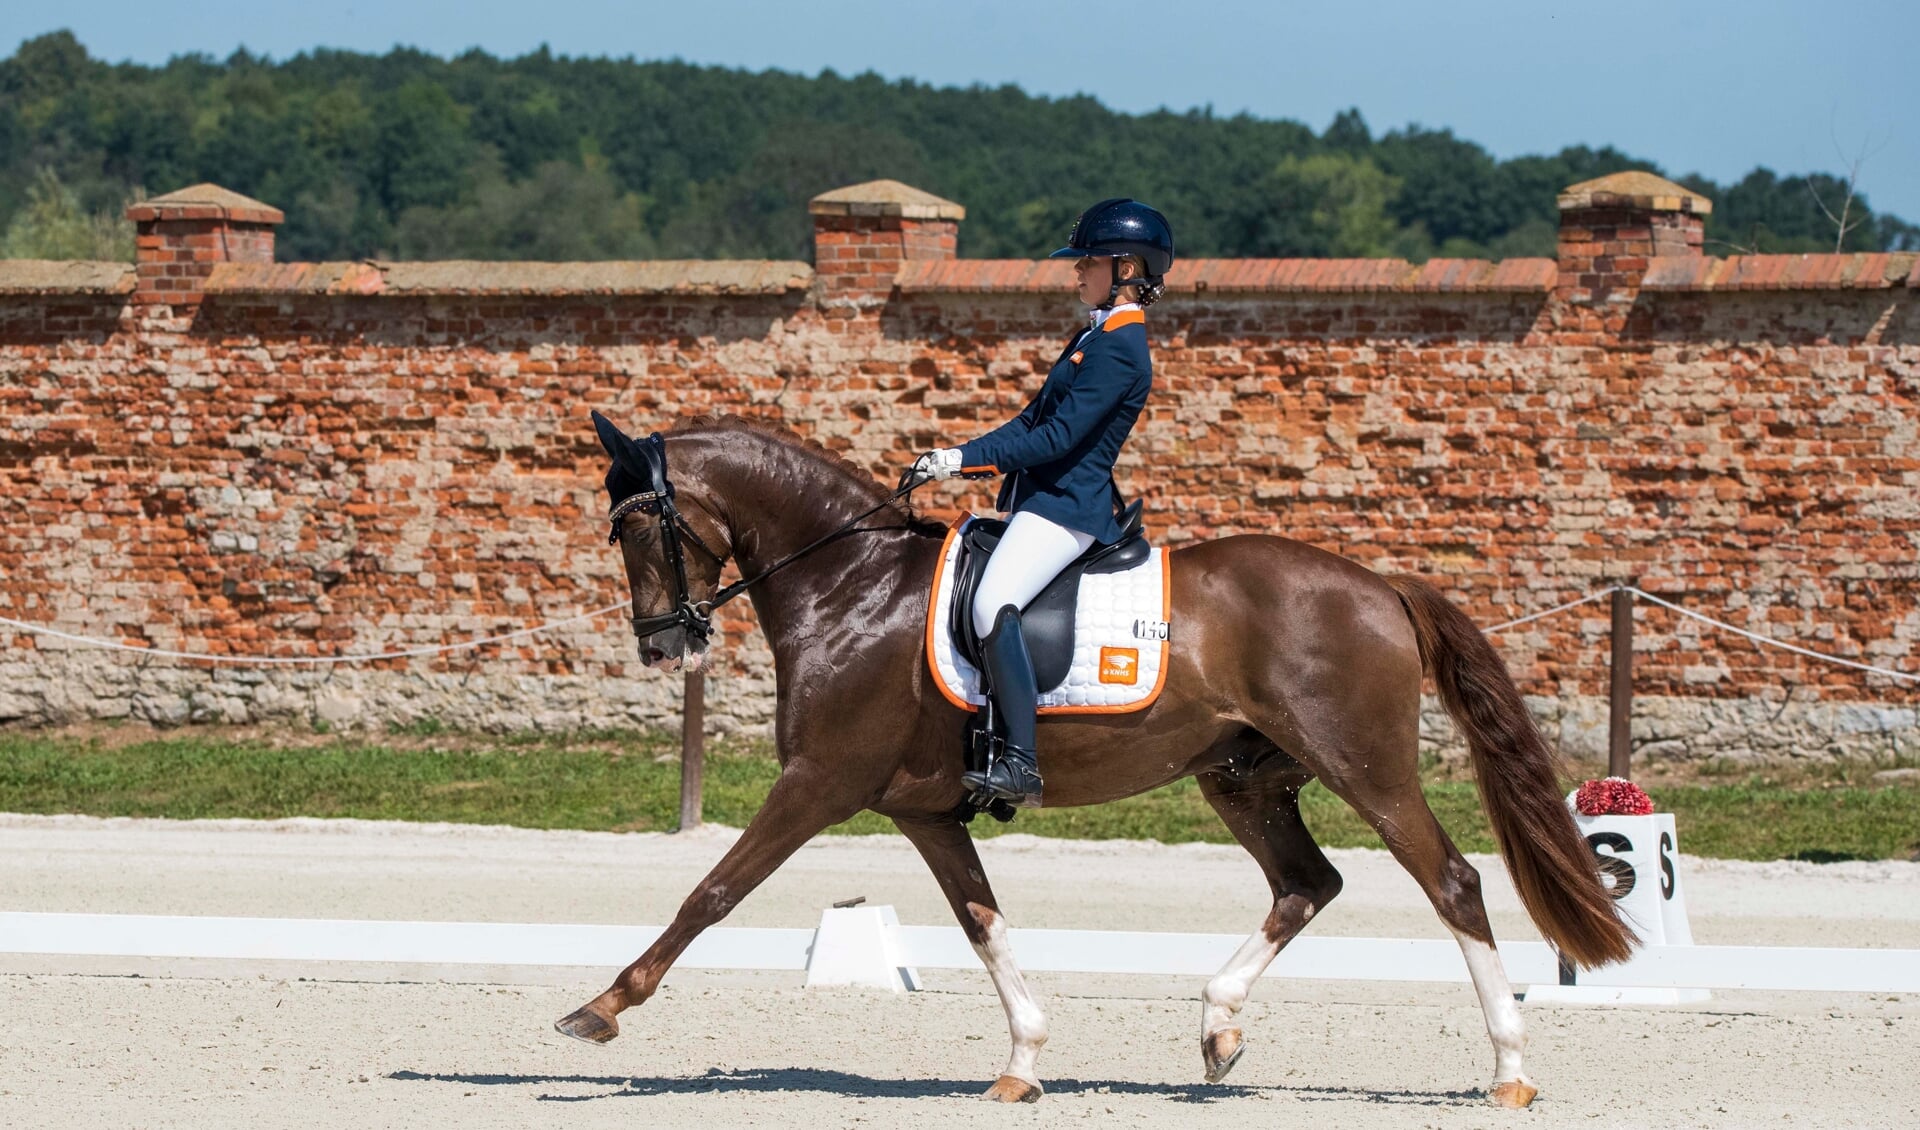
[{"xmin": 957, "ymin": 332, "xmax": 1144, "ymax": 473}]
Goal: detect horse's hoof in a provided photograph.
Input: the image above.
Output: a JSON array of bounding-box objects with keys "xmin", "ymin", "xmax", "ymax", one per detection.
[
  {"xmin": 983, "ymin": 1074, "xmax": 1043, "ymax": 1103},
  {"xmin": 1202, "ymin": 1028, "xmax": 1245, "ymax": 1083},
  {"xmin": 1489, "ymin": 1079, "xmax": 1538, "ymax": 1109},
  {"xmin": 553, "ymin": 1005, "xmax": 619, "ymax": 1046}
]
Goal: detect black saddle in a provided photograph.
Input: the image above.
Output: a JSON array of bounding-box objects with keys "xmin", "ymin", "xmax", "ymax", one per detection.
[{"xmin": 948, "ymin": 500, "xmax": 1150, "ymax": 693}]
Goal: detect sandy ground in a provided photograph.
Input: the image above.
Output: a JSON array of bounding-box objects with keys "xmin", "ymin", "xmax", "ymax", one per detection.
[{"xmin": 2, "ymin": 814, "xmax": 1917, "ymax": 1129}]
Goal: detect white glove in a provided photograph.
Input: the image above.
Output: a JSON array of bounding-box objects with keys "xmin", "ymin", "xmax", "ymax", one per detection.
[{"xmin": 910, "ymin": 448, "xmax": 964, "ymax": 483}]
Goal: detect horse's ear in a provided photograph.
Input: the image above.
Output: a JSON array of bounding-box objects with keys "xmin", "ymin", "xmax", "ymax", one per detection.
[{"xmin": 591, "ymin": 411, "xmax": 631, "ymax": 462}]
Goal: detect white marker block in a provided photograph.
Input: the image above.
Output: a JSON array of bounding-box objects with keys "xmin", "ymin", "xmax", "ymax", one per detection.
[
  {"xmin": 1526, "ymin": 801, "xmax": 1710, "ymax": 1005},
  {"xmin": 803, "ymin": 904, "xmax": 920, "ymax": 992}
]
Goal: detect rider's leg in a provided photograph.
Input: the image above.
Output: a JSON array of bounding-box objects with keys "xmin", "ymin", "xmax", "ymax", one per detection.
[
  {"xmin": 969, "ymin": 605, "xmax": 1043, "ymax": 802},
  {"xmin": 964, "ymin": 511, "xmax": 1093, "ymax": 806},
  {"xmin": 969, "ymin": 511, "xmax": 1094, "ymax": 637}
]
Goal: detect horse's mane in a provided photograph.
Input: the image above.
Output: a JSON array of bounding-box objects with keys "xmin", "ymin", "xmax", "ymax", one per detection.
[{"xmin": 671, "ymin": 414, "xmax": 948, "ymax": 536}]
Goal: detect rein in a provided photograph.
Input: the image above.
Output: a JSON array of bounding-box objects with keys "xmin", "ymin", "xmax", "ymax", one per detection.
[{"xmin": 608, "ymin": 432, "xmax": 979, "ymax": 646}]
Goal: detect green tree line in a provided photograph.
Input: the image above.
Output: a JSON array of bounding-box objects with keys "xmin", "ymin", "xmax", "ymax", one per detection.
[{"xmin": 4, "ymin": 30, "xmax": 1915, "ymax": 263}]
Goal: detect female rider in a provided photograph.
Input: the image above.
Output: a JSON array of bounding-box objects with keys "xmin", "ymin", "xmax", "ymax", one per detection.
[{"xmin": 910, "ymin": 198, "xmax": 1175, "ymax": 807}]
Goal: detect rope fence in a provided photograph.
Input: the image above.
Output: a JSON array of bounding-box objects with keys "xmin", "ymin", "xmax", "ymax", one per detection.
[
  {"xmin": 1625, "ymin": 587, "xmax": 1919, "ymax": 683},
  {"xmin": 4, "ymin": 584, "xmax": 1912, "ymax": 680},
  {"xmin": 1482, "ymin": 585, "xmax": 1920, "ymax": 684},
  {"xmin": 2, "ymin": 578, "xmax": 1915, "ymax": 819},
  {"xmin": 0, "ymin": 602, "xmax": 630, "ymax": 666},
  {"xmin": 1481, "ymin": 589, "xmax": 1615, "ymax": 634}
]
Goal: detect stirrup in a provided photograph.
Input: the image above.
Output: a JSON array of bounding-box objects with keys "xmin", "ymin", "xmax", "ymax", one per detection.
[{"xmin": 962, "ymin": 745, "xmax": 1043, "ymax": 808}]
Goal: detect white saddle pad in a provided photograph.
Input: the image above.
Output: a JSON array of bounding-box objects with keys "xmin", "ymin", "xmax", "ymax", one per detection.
[{"xmin": 926, "ymin": 516, "xmax": 1172, "ymax": 715}]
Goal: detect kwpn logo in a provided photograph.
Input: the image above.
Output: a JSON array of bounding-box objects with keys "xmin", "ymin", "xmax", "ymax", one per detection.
[{"xmin": 1098, "ymin": 647, "xmax": 1140, "ymax": 685}]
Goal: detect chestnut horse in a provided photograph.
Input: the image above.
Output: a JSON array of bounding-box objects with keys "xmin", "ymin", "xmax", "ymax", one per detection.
[{"xmin": 557, "ymin": 414, "xmax": 1631, "ymax": 1109}]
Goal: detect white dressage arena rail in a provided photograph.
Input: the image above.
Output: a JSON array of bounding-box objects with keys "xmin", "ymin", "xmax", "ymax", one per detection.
[{"xmin": 4, "ymin": 907, "xmax": 1917, "ymax": 996}]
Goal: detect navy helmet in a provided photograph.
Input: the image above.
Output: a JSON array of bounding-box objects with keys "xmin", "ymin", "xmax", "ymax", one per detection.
[{"xmin": 1048, "ymin": 198, "xmax": 1174, "ymax": 306}]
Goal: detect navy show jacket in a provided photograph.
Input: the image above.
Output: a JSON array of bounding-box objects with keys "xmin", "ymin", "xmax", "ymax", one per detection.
[{"xmin": 956, "ymin": 308, "xmax": 1151, "ymax": 544}]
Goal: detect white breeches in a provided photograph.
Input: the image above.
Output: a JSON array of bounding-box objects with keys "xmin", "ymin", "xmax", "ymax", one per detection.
[{"xmin": 971, "ymin": 510, "xmax": 1095, "ymax": 638}]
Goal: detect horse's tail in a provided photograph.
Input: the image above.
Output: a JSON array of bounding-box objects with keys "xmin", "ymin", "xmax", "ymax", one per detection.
[{"xmin": 1384, "ymin": 574, "xmax": 1634, "ymax": 968}]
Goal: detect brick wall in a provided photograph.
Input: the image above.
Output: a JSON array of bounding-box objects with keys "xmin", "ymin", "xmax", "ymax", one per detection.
[{"xmin": 2, "ymin": 175, "xmax": 1916, "ymax": 761}]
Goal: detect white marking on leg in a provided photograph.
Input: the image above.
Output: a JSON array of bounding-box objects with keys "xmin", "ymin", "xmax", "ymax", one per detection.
[
  {"xmin": 1448, "ymin": 926, "xmax": 1529, "ymax": 1087},
  {"xmin": 1201, "ymin": 927, "xmax": 1279, "ymax": 1045},
  {"xmin": 1201, "ymin": 898, "xmax": 1315, "ymax": 1050},
  {"xmin": 967, "ymin": 903, "xmax": 1046, "ymax": 1085}
]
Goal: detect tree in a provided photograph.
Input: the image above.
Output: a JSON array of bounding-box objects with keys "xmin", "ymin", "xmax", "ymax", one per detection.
[
  {"xmin": 1872, "ymin": 213, "xmax": 1920, "ymax": 253},
  {"xmin": 1238, "ymin": 153, "xmax": 1405, "ymax": 258},
  {"xmin": 1804, "ymin": 127, "xmax": 1886, "ymax": 253},
  {"xmin": 0, "ymin": 31, "xmax": 93, "ymax": 103},
  {"xmin": 1, "ymin": 166, "xmax": 137, "ymax": 260},
  {"xmin": 1322, "ymin": 107, "xmax": 1372, "ymax": 151},
  {"xmin": 2, "ymin": 33, "xmax": 1915, "ymax": 263},
  {"xmin": 1710, "ymin": 169, "xmax": 1879, "ymax": 254},
  {"xmin": 1374, "ymin": 126, "xmax": 1503, "ymax": 248},
  {"xmin": 372, "ymin": 79, "xmax": 473, "ymax": 212},
  {"xmin": 393, "ymin": 154, "xmax": 655, "ymax": 260},
  {"xmin": 670, "ymin": 119, "xmax": 928, "ymax": 258}
]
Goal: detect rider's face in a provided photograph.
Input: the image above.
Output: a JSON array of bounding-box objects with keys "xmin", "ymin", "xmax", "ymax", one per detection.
[{"xmin": 1074, "ymin": 256, "xmax": 1136, "ymax": 306}]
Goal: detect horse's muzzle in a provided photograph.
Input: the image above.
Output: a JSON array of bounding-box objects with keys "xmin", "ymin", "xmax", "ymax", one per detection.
[{"xmin": 638, "ymin": 627, "xmax": 708, "ymax": 673}]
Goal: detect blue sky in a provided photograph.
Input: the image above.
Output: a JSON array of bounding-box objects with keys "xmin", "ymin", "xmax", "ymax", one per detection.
[{"xmin": 7, "ymin": 1, "xmax": 1916, "ymax": 223}]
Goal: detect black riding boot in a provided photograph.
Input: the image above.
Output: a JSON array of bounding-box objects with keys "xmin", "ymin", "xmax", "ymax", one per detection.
[{"xmin": 962, "ymin": 604, "xmax": 1044, "ymax": 807}]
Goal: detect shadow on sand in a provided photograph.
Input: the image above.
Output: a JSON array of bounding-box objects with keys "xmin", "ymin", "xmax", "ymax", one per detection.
[{"xmin": 389, "ymin": 1067, "xmax": 1485, "ymax": 1107}]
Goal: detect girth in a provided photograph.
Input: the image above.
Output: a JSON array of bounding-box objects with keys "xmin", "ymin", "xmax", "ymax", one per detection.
[{"xmin": 948, "ymin": 499, "xmax": 1149, "ymax": 692}]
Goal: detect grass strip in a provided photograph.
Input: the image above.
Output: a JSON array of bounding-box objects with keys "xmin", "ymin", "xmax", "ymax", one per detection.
[{"xmin": 1, "ymin": 732, "xmax": 1915, "ymax": 862}]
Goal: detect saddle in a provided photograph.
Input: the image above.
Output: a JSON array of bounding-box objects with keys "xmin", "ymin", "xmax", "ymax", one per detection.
[{"xmin": 947, "ymin": 500, "xmax": 1150, "ymax": 692}]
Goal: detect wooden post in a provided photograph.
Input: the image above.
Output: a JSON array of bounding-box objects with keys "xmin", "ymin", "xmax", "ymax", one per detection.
[
  {"xmin": 1608, "ymin": 586, "xmax": 1634, "ymax": 780},
  {"xmin": 679, "ymin": 669, "xmax": 705, "ymax": 831}
]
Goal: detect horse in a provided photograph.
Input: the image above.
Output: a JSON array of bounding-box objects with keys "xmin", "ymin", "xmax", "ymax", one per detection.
[{"xmin": 557, "ymin": 412, "xmax": 1632, "ymax": 1109}]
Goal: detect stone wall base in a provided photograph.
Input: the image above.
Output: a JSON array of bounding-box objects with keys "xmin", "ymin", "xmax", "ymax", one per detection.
[
  {"xmin": 0, "ymin": 652, "xmax": 773, "ymax": 738},
  {"xmin": 1423, "ymin": 694, "xmax": 1919, "ymax": 766},
  {"xmin": 3, "ymin": 653, "xmax": 1912, "ymax": 765}
]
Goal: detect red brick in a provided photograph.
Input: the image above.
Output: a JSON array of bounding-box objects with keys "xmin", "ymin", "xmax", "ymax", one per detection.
[{"xmin": 0, "ymin": 195, "xmax": 1913, "ymax": 730}]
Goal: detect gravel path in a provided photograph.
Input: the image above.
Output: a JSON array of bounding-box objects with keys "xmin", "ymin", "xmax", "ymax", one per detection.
[{"xmin": 2, "ymin": 814, "xmax": 1916, "ymax": 1128}]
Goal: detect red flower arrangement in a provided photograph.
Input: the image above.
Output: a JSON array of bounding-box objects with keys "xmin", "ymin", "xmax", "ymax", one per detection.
[{"xmin": 1575, "ymin": 777, "xmax": 1654, "ymax": 816}]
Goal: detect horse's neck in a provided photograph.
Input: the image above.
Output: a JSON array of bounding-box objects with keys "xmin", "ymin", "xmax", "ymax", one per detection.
[{"xmin": 698, "ymin": 437, "xmax": 924, "ymax": 642}]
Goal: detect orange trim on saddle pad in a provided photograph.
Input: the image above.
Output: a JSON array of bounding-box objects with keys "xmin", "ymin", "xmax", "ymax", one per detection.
[
  {"xmin": 924, "ymin": 521, "xmax": 975, "ymax": 713},
  {"xmin": 923, "ymin": 517, "xmax": 1172, "ymax": 716},
  {"xmin": 1100, "ymin": 309, "xmax": 1145, "ymax": 332}
]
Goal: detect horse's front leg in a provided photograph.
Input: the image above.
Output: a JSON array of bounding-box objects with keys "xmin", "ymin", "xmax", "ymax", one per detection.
[
  {"xmin": 894, "ymin": 814, "xmax": 1047, "ymax": 1103},
  {"xmin": 556, "ymin": 764, "xmax": 863, "ymax": 1044}
]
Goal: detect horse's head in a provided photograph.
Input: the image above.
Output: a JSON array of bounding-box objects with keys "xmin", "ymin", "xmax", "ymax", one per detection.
[{"xmin": 592, "ymin": 411, "xmax": 729, "ymax": 673}]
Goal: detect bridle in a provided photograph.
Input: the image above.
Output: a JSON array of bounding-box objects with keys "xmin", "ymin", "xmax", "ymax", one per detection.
[
  {"xmin": 606, "ymin": 433, "xmax": 733, "ymax": 645},
  {"xmin": 608, "ymin": 432, "xmax": 961, "ymax": 648}
]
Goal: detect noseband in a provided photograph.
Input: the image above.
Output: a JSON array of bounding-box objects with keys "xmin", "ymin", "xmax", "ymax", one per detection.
[{"xmin": 607, "ymin": 433, "xmax": 958, "ymax": 651}]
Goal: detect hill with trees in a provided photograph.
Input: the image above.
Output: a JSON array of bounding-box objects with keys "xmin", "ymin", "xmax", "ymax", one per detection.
[{"xmin": 4, "ymin": 30, "xmax": 1914, "ymax": 263}]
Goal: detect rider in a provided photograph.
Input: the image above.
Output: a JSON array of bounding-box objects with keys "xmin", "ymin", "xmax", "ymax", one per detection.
[{"xmin": 910, "ymin": 198, "xmax": 1174, "ymax": 807}]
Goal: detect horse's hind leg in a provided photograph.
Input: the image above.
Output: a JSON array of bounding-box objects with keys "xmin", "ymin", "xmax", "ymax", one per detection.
[
  {"xmin": 1317, "ymin": 767, "xmax": 1536, "ymax": 1108},
  {"xmin": 893, "ymin": 814, "xmax": 1046, "ymax": 1103},
  {"xmin": 1194, "ymin": 767, "xmax": 1343, "ymax": 1083}
]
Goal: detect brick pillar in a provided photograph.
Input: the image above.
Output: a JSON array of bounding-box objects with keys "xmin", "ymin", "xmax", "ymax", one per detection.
[
  {"xmin": 808, "ymin": 179, "xmax": 964, "ymax": 310},
  {"xmin": 1556, "ymin": 171, "xmax": 1710, "ymax": 314},
  {"xmin": 126, "ymin": 183, "xmax": 283, "ymax": 309}
]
